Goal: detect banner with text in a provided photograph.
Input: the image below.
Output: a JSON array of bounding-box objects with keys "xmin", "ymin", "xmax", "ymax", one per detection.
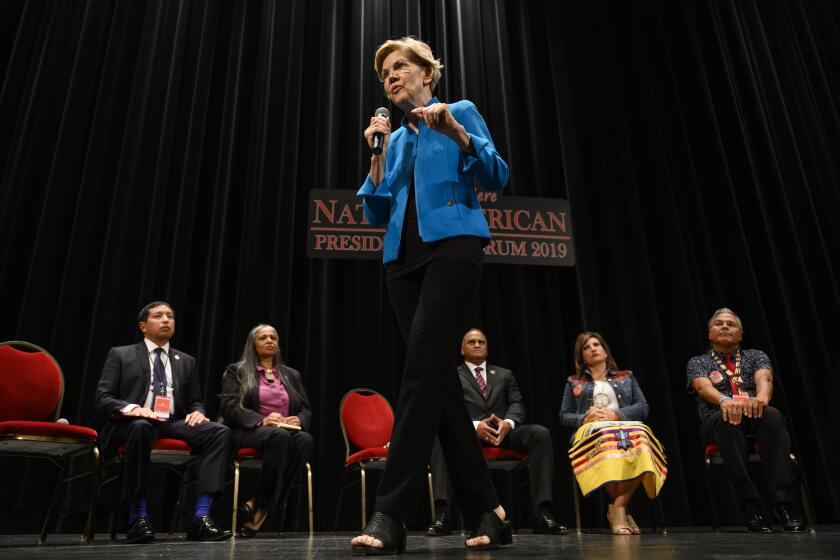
[{"xmin": 307, "ymin": 189, "xmax": 574, "ymax": 266}]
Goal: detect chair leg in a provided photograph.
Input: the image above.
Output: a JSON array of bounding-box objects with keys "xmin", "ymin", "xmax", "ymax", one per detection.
[
  {"xmin": 650, "ymin": 493, "xmax": 667, "ymax": 534},
  {"xmin": 82, "ymin": 447, "xmax": 101, "ymax": 543},
  {"xmin": 427, "ymin": 468, "xmax": 435, "ymax": 522},
  {"xmin": 169, "ymin": 466, "xmax": 191, "ymax": 538},
  {"xmin": 571, "ymin": 473, "xmax": 581, "ymax": 534},
  {"xmin": 39, "ymin": 457, "xmax": 67, "ymax": 544},
  {"xmin": 231, "ymin": 460, "xmax": 241, "ymax": 535},
  {"xmin": 704, "ymin": 458, "xmax": 720, "ymax": 532},
  {"xmin": 360, "ymin": 464, "xmax": 367, "ymax": 530},
  {"xmin": 108, "ymin": 458, "xmax": 123, "ymax": 541},
  {"xmin": 791, "ymin": 454, "xmax": 817, "ymax": 532},
  {"xmin": 306, "ymin": 463, "xmax": 314, "ymax": 535}
]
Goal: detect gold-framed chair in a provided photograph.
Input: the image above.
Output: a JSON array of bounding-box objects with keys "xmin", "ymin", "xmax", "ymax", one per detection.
[
  {"xmin": 0, "ymin": 340, "xmax": 99, "ymax": 543},
  {"xmin": 230, "ymin": 448, "xmax": 313, "ymax": 535}
]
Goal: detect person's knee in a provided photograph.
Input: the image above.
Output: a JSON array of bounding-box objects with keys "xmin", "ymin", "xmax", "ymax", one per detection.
[
  {"xmin": 761, "ymin": 406, "xmax": 786, "ymax": 424},
  {"xmin": 265, "ymin": 427, "xmax": 293, "ymax": 449},
  {"xmin": 532, "ymin": 424, "xmax": 550, "ymax": 441},
  {"xmin": 125, "ymin": 419, "xmax": 155, "ymax": 441},
  {"xmin": 297, "ymin": 431, "xmax": 314, "ymax": 453},
  {"xmin": 203, "ymin": 421, "xmax": 231, "ymax": 447}
]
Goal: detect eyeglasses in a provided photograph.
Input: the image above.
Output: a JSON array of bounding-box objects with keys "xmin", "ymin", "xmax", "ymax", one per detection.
[{"xmin": 379, "ymin": 59, "xmax": 415, "ymax": 82}]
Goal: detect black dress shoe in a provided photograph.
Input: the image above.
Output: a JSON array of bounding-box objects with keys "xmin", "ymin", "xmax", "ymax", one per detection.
[
  {"xmin": 774, "ymin": 502, "xmax": 806, "ymax": 532},
  {"xmin": 187, "ymin": 515, "xmax": 232, "ymax": 541},
  {"xmin": 534, "ymin": 509, "xmax": 567, "ymax": 534},
  {"xmin": 126, "ymin": 516, "xmax": 155, "ymax": 544},
  {"xmin": 426, "ymin": 512, "xmax": 453, "ymax": 537},
  {"xmin": 742, "ymin": 501, "xmax": 772, "ymax": 533}
]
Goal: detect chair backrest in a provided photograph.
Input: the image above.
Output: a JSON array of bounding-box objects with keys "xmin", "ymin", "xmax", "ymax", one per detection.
[
  {"xmin": 0, "ymin": 341, "xmax": 64, "ymax": 422},
  {"xmin": 339, "ymin": 388, "xmax": 394, "ymax": 457}
]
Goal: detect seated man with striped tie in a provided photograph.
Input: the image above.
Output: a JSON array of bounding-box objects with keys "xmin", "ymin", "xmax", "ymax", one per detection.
[
  {"xmin": 426, "ymin": 328, "xmax": 566, "ymax": 536},
  {"xmin": 95, "ymin": 301, "xmax": 232, "ymax": 543}
]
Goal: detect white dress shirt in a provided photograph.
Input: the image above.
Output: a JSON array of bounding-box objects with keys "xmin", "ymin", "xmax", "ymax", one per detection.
[{"xmin": 121, "ymin": 338, "xmax": 174, "ymax": 413}]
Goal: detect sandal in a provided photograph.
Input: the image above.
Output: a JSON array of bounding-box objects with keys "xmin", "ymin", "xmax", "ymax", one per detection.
[
  {"xmin": 626, "ymin": 513, "xmax": 641, "ymax": 535},
  {"xmin": 607, "ymin": 504, "xmax": 633, "ymax": 535},
  {"xmin": 352, "ymin": 511, "xmax": 407, "ymax": 555},
  {"xmin": 465, "ymin": 511, "xmax": 512, "ymax": 550}
]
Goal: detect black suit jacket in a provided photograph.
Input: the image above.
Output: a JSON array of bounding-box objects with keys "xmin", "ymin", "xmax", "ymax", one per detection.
[
  {"xmin": 458, "ymin": 363, "xmax": 525, "ymax": 425},
  {"xmin": 218, "ymin": 363, "xmax": 312, "ymax": 433},
  {"xmin": 94, "ymin": 341, "xmax": 205, "ymax": 456}
]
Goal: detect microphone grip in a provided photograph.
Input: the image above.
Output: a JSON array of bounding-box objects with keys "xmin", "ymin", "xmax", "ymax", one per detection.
[{"xmin": 372, "ymin": 133, "xmax": 385, "ymax": 155}]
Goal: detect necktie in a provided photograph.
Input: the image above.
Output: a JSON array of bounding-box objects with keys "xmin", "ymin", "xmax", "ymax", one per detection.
[
  {"xmin": 474, "ymin": 366, "xmax": 487, "ymax": 397},
  {"xmin": 153, "ymin": 348, "xmax": 167, "ymax": 396},
  {"xmin": 724, "ymin": 353, "xmax": 740, "ymax": 395}
]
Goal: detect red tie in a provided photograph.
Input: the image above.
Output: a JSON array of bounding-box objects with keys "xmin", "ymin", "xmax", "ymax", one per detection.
[
  {"xmin": 724, "ymin": 354, "xmax": 740, "ymax": 395},
  {"xmin": 474, "ymin": 366, "xmax": 487, "ymax": 397}
]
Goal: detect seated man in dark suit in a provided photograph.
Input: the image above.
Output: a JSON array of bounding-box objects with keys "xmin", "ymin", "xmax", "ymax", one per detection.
[
  {"xmin": 426, "ymin": 328, "xmax": 565, "ymax": 535},
  {"xmin": 686, "ymin": 307, "xmax": 805, "ymax": 533},
  {"xmin": 95, "ymin": 301, "xmax": 232, "ymax": 543}
]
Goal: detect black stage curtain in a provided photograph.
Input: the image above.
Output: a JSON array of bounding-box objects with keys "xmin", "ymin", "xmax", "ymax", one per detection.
[{"xmin": 1, "ymin": 0, "xmax": 838, "ymax": 531}]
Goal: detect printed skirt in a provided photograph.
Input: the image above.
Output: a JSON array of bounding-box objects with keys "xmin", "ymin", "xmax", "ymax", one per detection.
[{"xmin": 569, "ymin": 420, "xmax": 667, "ymax": 498}]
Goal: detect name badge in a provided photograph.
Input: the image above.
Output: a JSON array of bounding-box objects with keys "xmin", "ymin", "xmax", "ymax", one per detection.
[{"xmin": 153, "ymin": 395, "xmax": 172, "ymax": 419}]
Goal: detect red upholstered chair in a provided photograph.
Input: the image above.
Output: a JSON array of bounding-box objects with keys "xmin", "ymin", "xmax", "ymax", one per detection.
[
  {"xmin": 703, "ymin": 441, "xmax": 814, "ymax": 531},
  {"xmin": 230, "ymin": 447, "xmax": 313, "ymax": 534},
  {"xmin": 334, "ymin": 388, "xmax": 434, "ymax": 530},
  {"xmin": 0, "ymin": 340, "xmax": 99, "ymax": 544},
  {"xmin": 103, "ymin": 437, "xmax": 201, "ymax": 540}
]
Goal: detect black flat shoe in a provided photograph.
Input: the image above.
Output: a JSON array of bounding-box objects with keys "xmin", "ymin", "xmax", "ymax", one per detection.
[
  {"xmin": 237, "ymin": 525, "xmax": 258, "ymax": 538},
  {"xmin": 465, "ymin": 511, "xmax": 512, "ymax": 550},
  {"xmin": 237, "ymin": 503, "xmax": 255, "ymax": 529},
  {"xmin": 352, "ymin": 511, "xmax": 407, "ymax": 555}
]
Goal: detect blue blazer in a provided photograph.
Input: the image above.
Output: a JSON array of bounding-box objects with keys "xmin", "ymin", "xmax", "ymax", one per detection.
[
  {"xmin": 357, "ymin": 97, "xmax": 509, "ymax": 265},
  {"xmin": 558, "ymin": 370, "xmax": 649, "ymax": 429}
]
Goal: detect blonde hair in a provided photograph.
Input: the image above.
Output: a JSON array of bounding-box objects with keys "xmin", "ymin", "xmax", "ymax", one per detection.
[
  {"xmin": 375, "ymin": 36, "xmax": 443, "ymax": 92},
  {"xmin": 573, "ymin": 332, "xmax": 619, "ymax": 376}
]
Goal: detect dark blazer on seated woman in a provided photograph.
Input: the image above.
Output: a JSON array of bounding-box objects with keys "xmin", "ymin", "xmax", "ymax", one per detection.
[
  {"xmin": 218, "ymin": 324, "xmax": 313, "ymax": 535},
  {"xmin": 220, "ymin": 362, "xmax": 312, "ymax": 440}
]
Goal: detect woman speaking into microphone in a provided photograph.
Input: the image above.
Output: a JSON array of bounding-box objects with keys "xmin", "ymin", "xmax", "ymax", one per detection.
[{"xmin": 351, "ymin": 37, "xmax": 510, "ymax": 554}]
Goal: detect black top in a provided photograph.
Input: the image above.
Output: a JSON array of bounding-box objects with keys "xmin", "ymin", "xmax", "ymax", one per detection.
[{"xmin": 386, "ymin": 177, "xmax": 483, "ymax": 280}]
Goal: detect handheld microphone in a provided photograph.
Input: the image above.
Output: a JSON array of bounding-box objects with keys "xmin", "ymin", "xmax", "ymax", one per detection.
[{"xmin": 371, "ymin": 107, "xmax": 390, "ymax": 155}]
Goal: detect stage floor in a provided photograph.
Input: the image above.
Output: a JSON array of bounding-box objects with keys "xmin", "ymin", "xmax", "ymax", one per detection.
[{"xmin": 0, "ymin": 527, "xmax": 837, "ymax": 559}]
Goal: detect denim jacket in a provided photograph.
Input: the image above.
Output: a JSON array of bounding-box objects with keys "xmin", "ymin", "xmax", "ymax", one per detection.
[{"xmin": 558, "ymin": 370, "xmax": 649, "ymax": 429}]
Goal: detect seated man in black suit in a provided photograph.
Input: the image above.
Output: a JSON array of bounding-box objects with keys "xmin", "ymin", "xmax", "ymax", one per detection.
[
  {"xmin": 95, "ymin": 301, "xmax": 232, "ymax": 543},
  {"xmin": 426, "ymin": 328, "xmax": 565, "ymax": 535},
  {"xmin": 686, "ymin": 307, "xmax": 805, "ymax": 533}
]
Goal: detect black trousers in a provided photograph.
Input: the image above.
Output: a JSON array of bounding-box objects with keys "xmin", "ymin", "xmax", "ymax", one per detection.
[
  {"xmin": 701, "ymin": 406, "xmax": 794, "ymax": 503},
  {"xmin": 233, "ymin": 426, "xmax": 313, "ymax": 511},
  {"xmin": 375, "ymin": 258, "xmax": 498, "ymax": 522},
  {"xmin": 430, "ymin": 423, "xmax": 555, "ymax": 511},
  {"xmin": 115, "ymin": 418, "xmax": 231, "ymax": 501}
]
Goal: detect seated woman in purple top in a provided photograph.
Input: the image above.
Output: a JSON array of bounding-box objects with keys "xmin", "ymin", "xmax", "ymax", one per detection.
[{"xmin": 219, "ymin": 324, "xmax": 313, "ymax": 537}]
